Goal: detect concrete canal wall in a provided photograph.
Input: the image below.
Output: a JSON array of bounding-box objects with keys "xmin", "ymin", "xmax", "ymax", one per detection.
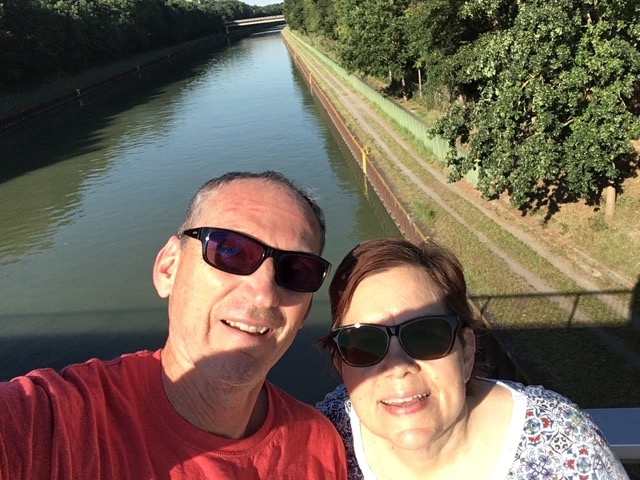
[{"xmin": 282, "ymin": 31, "xmax": 430, "ymax": 247}]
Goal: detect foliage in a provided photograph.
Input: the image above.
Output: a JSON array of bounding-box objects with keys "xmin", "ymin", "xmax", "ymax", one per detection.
[
  {"xmin": 334, "ymin": 0, "xmax": 411, "ymax": 88},
  {"xmin": 284, "ymin": 0, "xmax": 640, "ymax": 213},
  {"xmin": 0, "ymin": 0, "xmax": 281, "ymax": 89},
  {"xmin": 403, "ymin": 0, "xmax": 488, "ymax": 105},
  {"xmin": 283, "ymin": 0, "xmax": 335, "ymax": 39},
  {"xmin": 433, "ymin": 0, "xmax": 640, "ymax": 211}
]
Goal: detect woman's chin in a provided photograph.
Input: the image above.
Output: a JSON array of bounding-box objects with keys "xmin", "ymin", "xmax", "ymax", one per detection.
[{"xmin": 387, "ymin": 427, "xmax": 437, "ymax": 452}]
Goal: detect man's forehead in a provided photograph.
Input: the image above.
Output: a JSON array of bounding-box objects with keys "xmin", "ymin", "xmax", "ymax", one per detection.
[
  {"xmin": 214, "ymin": 177, "xmax": 293, "ymax": 196},
  {"xmin": 199, "ymin": 180, "xmax": 315, "ymax": 226},
  {"xmin": 205, "ymin": 179, "xmax": 304, "ymax": 210}
]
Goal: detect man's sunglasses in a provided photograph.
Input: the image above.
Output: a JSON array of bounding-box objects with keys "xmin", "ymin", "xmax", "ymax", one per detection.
[
  {"xmin": 330, "ymin": 315, "xmax": 459, "ymax": 367},
  {"xmin": 182, "ymin": 227, "xmax": 331, "ymax": 293}
]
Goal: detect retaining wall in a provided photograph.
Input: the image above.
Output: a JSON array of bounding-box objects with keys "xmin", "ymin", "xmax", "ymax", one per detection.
[{"xmin": 283, "ymin": 32, "xmax": 428, "ymax": 246}]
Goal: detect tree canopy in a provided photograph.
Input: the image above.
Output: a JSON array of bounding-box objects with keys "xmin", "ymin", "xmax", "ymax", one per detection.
[
  {"xmin": 335, "ymin": 0, "xmax": 410, "ymax": 84},
  {"xmin": 284, "ymin": 0, "xmax": 640, "ymax": 213},
  {"xmin": 435, "ymin": 0, "xmax": 640, "ymax": 211}
]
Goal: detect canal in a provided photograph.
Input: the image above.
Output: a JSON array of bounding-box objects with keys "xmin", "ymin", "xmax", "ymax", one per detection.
[{"xmin": 0, "ymin": 29, "xmax": 401, "ymax": 404}]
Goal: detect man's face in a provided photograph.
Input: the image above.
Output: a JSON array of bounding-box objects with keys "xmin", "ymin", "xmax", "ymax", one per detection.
[{"xmin": 154, "ymin": 179, "xmax": 322, "ymax": 387}]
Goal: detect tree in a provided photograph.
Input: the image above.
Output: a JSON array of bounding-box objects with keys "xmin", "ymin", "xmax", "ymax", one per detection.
[
  {"xmin": 284, "ymin": 0, "xmax": 335, "ymax": 38},
  {"xmin": 0, "ymin": 0, "xmax": 234, "ymax": 89},
  {"xmin": 433, "ymin": 0, "xmax": 640, "ymax": 214},
  {"xmin": 403, "ymin": 0, "xmax": 487, "ymax": 103},
  {"xmin": 335, "ymin": 0, "xmax": 411, "ymax": 95},
  {"xmin": 283, "ymin": 0, "xmax": 305, "ymax": 31}
]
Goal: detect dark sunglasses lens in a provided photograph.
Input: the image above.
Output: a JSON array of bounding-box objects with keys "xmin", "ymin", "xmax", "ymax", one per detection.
[
  {"xmin": 401, "ymin": 318, "xmax": 455, "ymax": 360},
  {"xmin": 205, "ymin": 231, "xmax": 263, "ymax": 274},
  {"xmin": 337, "ymin": 327, "xmax": 388, "ymax": 366},
  {"xmin": 276, "ymin": 254, "xmax": 326, "ymax": 292}
]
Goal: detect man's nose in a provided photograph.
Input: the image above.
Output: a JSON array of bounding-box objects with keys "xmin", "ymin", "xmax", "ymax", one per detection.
[{"xmin": 246, "ymin": 257, "xmax": 281, "ymax": 308}]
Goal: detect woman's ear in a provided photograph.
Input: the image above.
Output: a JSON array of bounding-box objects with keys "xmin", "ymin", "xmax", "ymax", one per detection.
[
  {"xmin": 153, "ymin": 236, "xmax": 181, "ymax": 299},
  {"xmin": 461, "ymin": 327, "xmax": 476, "ymax": 382}
]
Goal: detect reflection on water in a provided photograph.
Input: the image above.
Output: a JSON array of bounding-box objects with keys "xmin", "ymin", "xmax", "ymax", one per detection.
[{"xmin": 0, "ymin": 32, "xmax": 400, "ymax": 401}]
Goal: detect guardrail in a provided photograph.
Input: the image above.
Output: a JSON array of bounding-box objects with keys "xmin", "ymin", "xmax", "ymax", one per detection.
[{"xmin": 586, "ymin": 408, "xmax": 640, "ymax": 464}]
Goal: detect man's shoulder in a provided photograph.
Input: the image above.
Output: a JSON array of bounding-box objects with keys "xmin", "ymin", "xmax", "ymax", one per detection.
[
  {"xmin": 2, "ymin": 349, "xmax": 158, "ymax": 400},
  {"xmin": 60, "ymin": 349, "xmax": 157, "ymax": 377}
]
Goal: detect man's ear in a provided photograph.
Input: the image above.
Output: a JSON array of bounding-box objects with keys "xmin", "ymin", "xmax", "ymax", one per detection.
[{"xmin": 153, "ymin": 236, "xmax": 181, "ymax": 299}]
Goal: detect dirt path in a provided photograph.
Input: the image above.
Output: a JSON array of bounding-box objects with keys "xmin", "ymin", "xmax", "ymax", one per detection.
[{"xmin": 286, "ymin": 33, "xmax": 640, "ymax": 369}]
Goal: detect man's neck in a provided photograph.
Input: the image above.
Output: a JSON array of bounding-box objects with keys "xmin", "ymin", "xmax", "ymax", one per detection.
[{"xmin": 160, "ymin": 347, "xmax": 269, "ymax": 439}]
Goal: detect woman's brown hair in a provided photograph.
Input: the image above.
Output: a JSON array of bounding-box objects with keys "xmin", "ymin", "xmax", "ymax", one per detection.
[{"xmin": 318, "ymin": 238, "xmax": 485, "ymax": 374}]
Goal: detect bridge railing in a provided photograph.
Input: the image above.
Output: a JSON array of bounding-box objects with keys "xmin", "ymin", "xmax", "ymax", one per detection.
[
  {"xmin": 223, "ymin": 15, "xmax": 285, "ymax": 27},
  {"xmin": 585, "ymin": 408, "xmax": 640, "ymax": 464}
]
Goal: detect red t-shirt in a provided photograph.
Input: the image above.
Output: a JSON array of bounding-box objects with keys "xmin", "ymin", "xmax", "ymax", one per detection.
[{"xmin": 0, "ymin": 350, "xmax": 347, "ymax": 479}]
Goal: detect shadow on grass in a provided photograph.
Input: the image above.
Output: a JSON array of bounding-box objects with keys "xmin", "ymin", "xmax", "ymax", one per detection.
[{"xmin": 473, "ymin": 289, "xmax": 640, "ymax": 409}]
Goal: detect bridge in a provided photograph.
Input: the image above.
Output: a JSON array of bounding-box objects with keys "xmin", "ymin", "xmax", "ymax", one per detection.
[{"xmin": 223, "ymin": 15, "xmax": 286, "ymax": 34}]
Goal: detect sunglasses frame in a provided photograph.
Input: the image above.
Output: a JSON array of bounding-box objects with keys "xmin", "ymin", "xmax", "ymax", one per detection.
[
  {"xmin": 182, "ymin": 227, "xmax": 331, "ymax": 293},
  {"xmin": 330, "ymin": 315, "xmax": 459, "ymax": 367}
]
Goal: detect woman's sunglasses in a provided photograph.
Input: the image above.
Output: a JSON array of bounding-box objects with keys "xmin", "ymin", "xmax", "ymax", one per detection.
[
  {"xmin": 182, "ymin": 227, "xmax": 331, "ymax": 293},
  {"xmin": 330, "ymin": 315, "xmax": 459, "ymax": 367}
]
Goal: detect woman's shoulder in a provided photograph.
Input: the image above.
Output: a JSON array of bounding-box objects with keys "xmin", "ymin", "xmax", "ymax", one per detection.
[
  {"xmin": 494, "ymin": 379, "xmax": 592, "ymax": 429},
  {"xmin": 316, "ymin": 384, "xmax": 365, "ymax": 479},
  {"xmin": 496, "ymin": 379, "xmax": 588, "ymax": 417},
  {"xmin": 492, "ymin": 380, "xmax": 628, "ymax": 478},
  {"xmin": 316, "ymin": 383, "xmax": 350, "ymax": 420}
]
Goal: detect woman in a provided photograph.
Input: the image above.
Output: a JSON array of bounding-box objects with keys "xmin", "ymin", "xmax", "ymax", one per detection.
[{"xmin": 316, "ymin": 239, "xmax": 627, "ymax": 479}]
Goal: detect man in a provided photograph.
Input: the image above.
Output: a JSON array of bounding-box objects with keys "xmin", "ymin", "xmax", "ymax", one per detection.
[{"xmin": 0, "ymin": 171, "xmax": 347, "ymax": 479}]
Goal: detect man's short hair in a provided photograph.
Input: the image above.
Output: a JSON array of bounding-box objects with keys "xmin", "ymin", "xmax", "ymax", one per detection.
[{"xmin": 179, "ymin": 171, "xmax": 327, "ymax": 253}]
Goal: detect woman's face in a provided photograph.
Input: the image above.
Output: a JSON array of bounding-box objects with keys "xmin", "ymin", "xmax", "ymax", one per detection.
[{"xmin": 338, "ymin": 265, "xmax": 475, "ymax": 453}]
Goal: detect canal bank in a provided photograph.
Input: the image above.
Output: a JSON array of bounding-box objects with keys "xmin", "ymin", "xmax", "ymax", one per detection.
[
  {"xmin": 0, "ymin": 29, "xmax": 260, "ymax": 136},
  {"xmin": 280, "ymin": 28, "xmax": 640, "ymax": 410}
]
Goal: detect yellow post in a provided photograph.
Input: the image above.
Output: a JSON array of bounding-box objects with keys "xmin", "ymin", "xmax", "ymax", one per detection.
[{"xmin": 361, "ymin": 147, "xmax": 367, "ymax": 175}]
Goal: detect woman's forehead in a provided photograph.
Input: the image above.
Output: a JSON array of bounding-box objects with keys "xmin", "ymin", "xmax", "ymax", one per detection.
[{"xmin": 344, "ymin": 266, "xmax": 446, "ymax": 324}]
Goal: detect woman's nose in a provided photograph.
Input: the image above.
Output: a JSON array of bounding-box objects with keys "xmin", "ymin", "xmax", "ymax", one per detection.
[{"xmin": 381, "ymin": 337, "xmax": 420, "ymax": 375}]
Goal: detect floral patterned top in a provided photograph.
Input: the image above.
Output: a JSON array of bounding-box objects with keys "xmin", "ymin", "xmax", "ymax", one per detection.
[{"xmin": 316, "ymin": 380, "xmax": 629, "ymax": 480}]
